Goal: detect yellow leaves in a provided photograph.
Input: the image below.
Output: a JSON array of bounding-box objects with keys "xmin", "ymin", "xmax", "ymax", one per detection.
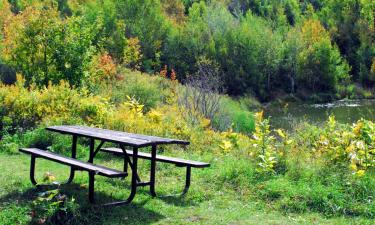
[
  {"xmin": 0, "ymin": 76, "xmax": 111, "ymax": 130},
  {"xmin": 220, "ymin": 128, "xmax": 240, "ymax": 152},
  {"xmin": 355, "ymin": 170, "xmax": 365, "ymax": 177},
  {"xmin": 350, "ymin": 163, "xmax": 357, "ymax": 171},
  {"xmin": 0, "ymin": 0, "xmax": 12, "ymax": 26},
  {"xmin": 275, "ymin": 129, "xmax": 287, "ymax": 139},
  {"xmin": 43, "ymin": 172, "xmax": 56, "ymax": 183},
  {"xmin": 200, "ymin": 117, "xmax": 211, "ymax": 129},
  {"xmin": 2, "ymin": 4, "xmax": 61, "ymax": 61},
  {"xmin": 147, "ymin": 109, "xmax": 163, "ymax": 123},
  {"xmin": 301, "ymin": 19, "xmax": 329, "ymax": 46},
  {"xmin": 312, "ymin": 117, "xmax": 375, "ymax": 177},
  {"xmin": 254, "ymin": 111, "xmax": 264, "ymax": 123},
  {"xmin": 219, "ymin": 140, "xmax": 232, "ymax": 153},
  {"xmin": 249, "ymin": 111, "xmax": 288, "ymax": 174},
  {"xmin": 121, "ymin": 95, "xmax": 144, "ymax": 117},
  {"xmin": 318, "ymin": 135, "xmax": 329, "ymax": 146},
  {"xmin": 328, "ymin": 115, "xmax": 336, "ymax": 130},
  {"xmin": 124, "ymin": 37, "xmax": 142, "ymax": 70},
  {"xmin": 346, "ymin": 144, "xmax": 355, "ymax": 153},
  {"xmin": 353, "ymin": 120, "xmax": 364, "ymax": 136}
]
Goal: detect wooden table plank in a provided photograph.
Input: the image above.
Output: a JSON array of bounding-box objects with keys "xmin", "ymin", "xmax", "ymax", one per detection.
[{"xmin": 46, "ymin": 125, "xmax": 190, "ymax": 147}]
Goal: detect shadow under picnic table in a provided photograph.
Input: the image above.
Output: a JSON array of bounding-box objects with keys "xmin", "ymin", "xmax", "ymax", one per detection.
[{"xmin": 0, "ymin": 184, "xmax": 165, "ymax": 225}]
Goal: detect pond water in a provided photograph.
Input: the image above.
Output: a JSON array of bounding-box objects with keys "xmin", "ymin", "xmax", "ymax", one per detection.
[{"xmin": 264, "ymin": 99, "xmax": 375, "ymax": 130}]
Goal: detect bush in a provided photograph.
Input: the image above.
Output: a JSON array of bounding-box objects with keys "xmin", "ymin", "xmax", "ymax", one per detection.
[
  {"xmin": 213, "ymin": 96, "xmax": 255, "ymax": 133},
  {"xmin": 178, "ymin": 57, "xmax": 223, "ymax": 126},
  {"xmin": 1, "ymin": 4, "xmax": 97, "ymax": 87},
  {"xmin": 86, "ymin": 52, "xmax": 118, "ymax": 88},
  {"xmin": 103, "ymin": 70, "xmax": 167, "ymax": 111},
  {"xmin": 0, "ymin": 76, "xmax": 110, "ymax": 135}
]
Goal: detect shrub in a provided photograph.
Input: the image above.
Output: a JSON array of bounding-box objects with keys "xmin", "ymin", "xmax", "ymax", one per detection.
[
  {"xmin": 31, "ymin": 189, "xmax": 78, "ymax": 224},
  {"xmin": 213, "ymin": 96, "xmax": 255, "ymax": 133},
  {"xmin": 178, "ymin": 57, "xmax": 223, "ymax": 126},
  {"xmin": 86, "ymin": 51, "xmax": 117, "ymax": 87},
  {"xmin": 0, "ymin": 76, "xmax": 110, "ymax": 135},
  {"xmin": 123, "ymin": 37, "xmax": 143, "ymax": 70},
  {"xmin": 248, "ymin": 112, "xmax": 290, "ymax": 174},
  {"xmin": 1, "ymin": 4, "xmax": 97, "ymax": 87},
  {"xmin": 104, "ymin": 70, "xmax": 167, "ymax": 111}
]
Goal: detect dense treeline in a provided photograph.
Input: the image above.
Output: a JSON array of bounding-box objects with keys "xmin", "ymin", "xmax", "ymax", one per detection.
[{"xmin": 0, "ymin": 0, "xmax": 374, "ymax": 101}]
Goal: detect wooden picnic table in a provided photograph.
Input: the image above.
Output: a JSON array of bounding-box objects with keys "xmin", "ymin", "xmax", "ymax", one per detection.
[{"xmin": 46, "ymin": 125, "xmax": 190, "ymax": 206}]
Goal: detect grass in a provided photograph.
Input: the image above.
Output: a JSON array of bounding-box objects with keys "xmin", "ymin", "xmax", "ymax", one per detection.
[
  {"xmin": 0, "ymin": 152, "xmax": 373, "ymax": 225},
  {"xmin": 213, "ymin": 96, "xmax": 255, "ymax": 133}
]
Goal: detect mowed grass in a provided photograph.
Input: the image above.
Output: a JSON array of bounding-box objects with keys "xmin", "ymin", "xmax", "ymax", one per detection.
[{"xmin": 0, "ymin": 152, "xmax": 373, "ymax": 225}]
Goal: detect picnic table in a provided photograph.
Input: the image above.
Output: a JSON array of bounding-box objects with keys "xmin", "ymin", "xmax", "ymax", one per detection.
[{"xmin": 19, "ymin": 125, "xmax": 210, "ymax": 206}]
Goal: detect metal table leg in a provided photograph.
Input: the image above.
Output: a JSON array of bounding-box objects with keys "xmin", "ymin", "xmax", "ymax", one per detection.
[
  {"xmin": 103, "ymin": 146, "xmax": 139, "ymax": 206},
  {"xmin": 150, "ymin": 144, "xmax": 157, "ymax": 197},
  {"xmin": 30, "ymin": 155, "xmax": 37, "ymax": 185},
  {"xmin": 65, "ymin": 135, "xmax": 77, "ymax": 184},
  {"xmin": 88, "ymin": 138, "xmax": 95, "ymax": 163}
]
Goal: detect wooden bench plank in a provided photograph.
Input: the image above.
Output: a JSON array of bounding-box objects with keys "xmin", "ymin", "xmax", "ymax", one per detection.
[
  {"xmin": 101, "ymin": 147, "xmax": 210, "ymax": 168},
  {"xmin": 19, "ymin": 148, "xmax": 126, "ymax": 178}
]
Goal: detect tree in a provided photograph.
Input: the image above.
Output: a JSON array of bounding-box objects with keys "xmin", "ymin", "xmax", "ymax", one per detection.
[
  {"xmin": 296, "ymin": 19, "xmax": 350, "ymax": 92},
  {"xmin": 2, "ymin": 4, "xmax": 98, "ymax": 86},
  {"xmin": 115, "ymin": 0, "xmax": 171, "ymax": 72},
  {"xmin": 318, "ymin": 0, "xmax": 374, "ymax": 82}
]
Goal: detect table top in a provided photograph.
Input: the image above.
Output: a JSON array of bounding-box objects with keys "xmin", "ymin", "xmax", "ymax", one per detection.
[{"xmin": 46, "ymin": 125, "xmax": 190, "ymax": 147}]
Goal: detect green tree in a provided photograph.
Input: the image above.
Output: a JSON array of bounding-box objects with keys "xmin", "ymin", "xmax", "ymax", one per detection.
[
  {"xmin": 318, "ymin": 0, "xmax": 374, "ymax": 83},
  {"xmin": 166, "ymin": 1, "xmax": 214, "ymax": 80},
  {"xmin": 296, "ymin": 19, "xmax": 350, "ymax": 92},
  {"xmin": 116, "ymin": 0, "xmax": 171, "ymax": 72},
  {"xmin": 2, "ymin": 5, "xmax": 97, "ymax": 86},
  {"xmin": 166, "ymin": 2, "xmax": 282, "ymax": 100}
]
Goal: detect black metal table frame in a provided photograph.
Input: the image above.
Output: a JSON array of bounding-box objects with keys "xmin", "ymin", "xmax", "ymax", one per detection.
[{"xmin": 52, "ymin": 134, "xmax": 160, "ymax": 206}]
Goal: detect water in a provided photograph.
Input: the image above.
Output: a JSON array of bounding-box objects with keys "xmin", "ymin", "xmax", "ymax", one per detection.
[{"xmin": 264, "ymin": 99, "xmax": 375, "ymax": 130}]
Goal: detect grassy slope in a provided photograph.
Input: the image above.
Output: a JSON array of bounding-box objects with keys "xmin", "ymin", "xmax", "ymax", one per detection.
[{"xmin": 0, "ymin": 153, "xmax": 372, "ymax": 225}]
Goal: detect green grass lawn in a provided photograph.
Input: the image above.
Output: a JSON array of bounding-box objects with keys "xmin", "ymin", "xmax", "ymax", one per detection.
[{"xmin": 0, "ymin": 153, "xmax": 373, "ymax": 225}]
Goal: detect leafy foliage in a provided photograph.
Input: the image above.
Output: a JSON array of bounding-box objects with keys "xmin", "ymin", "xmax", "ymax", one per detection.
[
  {"xmin": 2, "ymin": 4, "xmax": 98, "ymax": 86},
  {"xmin": 0, "ymin": 0, "xmax": 373, "ymax": 100},
  {"xmin": 31, "ymin": 189, "xmax": 77, "ymax": 224},
  {"xmin": 296, "ymin": 19, "xmax": 350, "ymax": 92},
  {"xmin": 0, "ymin": 75, "xmax": 109, "ymax": 135}
]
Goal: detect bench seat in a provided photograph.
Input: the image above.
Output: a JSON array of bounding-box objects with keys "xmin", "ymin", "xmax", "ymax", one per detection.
[
  {"xmin": 101, "ymin": 147, "xmax": 210, "ymax": 168},
  {"xmin": 20, "ymin": 148, "xmax": 126, "ymax": 178}
]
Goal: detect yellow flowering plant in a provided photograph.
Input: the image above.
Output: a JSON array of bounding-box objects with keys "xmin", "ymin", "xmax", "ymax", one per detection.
[
  {"xmin": 249, "ymin": 111, "xmax": 289, "ymax": 174},
  {"xmin": 311, "ymin": 116, "xmax": 374, "ymax": 176}
]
